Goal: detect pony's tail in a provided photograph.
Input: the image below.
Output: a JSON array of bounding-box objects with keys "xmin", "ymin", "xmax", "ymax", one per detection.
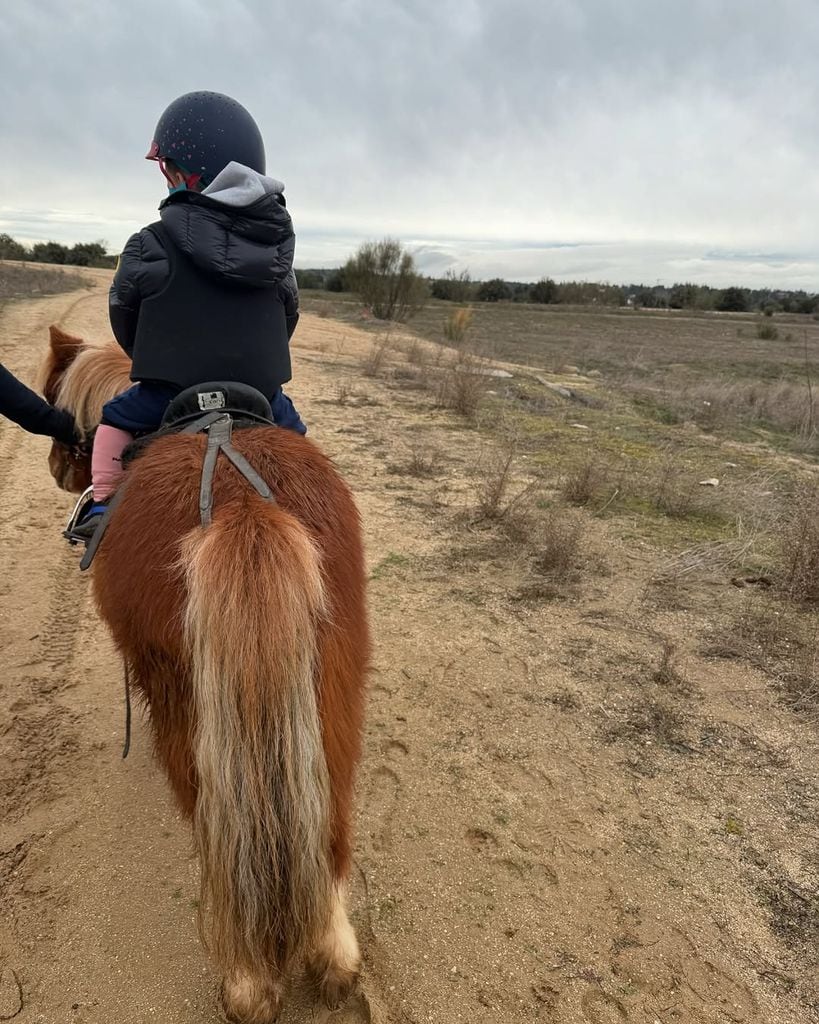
[{"xmin": 180, "ymin": 497, "xmax": 333, "ymax": 980}]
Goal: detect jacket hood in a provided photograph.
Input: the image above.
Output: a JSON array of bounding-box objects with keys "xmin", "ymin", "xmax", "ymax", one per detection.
[{"xmin": 158, "ymin": 162, "xmax": 294, "ymax": 287}]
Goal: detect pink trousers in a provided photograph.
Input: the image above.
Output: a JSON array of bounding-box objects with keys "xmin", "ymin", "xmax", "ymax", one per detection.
[{"xmin": 91, "ymin": 425, "xmax": 133, "ymax": 501}]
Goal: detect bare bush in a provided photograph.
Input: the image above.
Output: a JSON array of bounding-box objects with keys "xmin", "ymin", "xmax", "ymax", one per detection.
[
  {"xmin": 362, "ymin": 332, "xmax": 393, "ymax": 377},
  {"xmin": 532, "ymin": 512, "xmax": 585, "ymax": 579},
  {"xmin": 436, "ymin": 350, "xmax": 486, "ymax": 418},
  {"xmin": 561, "ymin": 460, "xmax": 609, "ymax": 506},
  {"xmin": 756, "ymin": 320, "xmax": 779, "ymax": 341},
  {"xmin": 343, "ymin": 238, "xmax": 427, "ymax": 322},
  {"xmin": 405, "ymin": 338, "xmax": 426, "ymax": 366},
  {"xmin": 469, "ymin": 446, "xmax": 541, "ymax": 537},
  {"xmin": 704, "ymin": 596, "xmax": 799, "ymax": 665},
  {"xmin": 334, "ymin": 378, "xmax": 354, "ymax": 405},
  {"xmin": 388, "ymin": 443, "xmax": 442, "ymax": 479},
  {"xmin": 649, "ymin": 459, "xmax": 710, "ymax": 519},
  {"xmin": 780, "ymin": 482, "xmax": 819, "ymax": 604},
  {"xmin": 652, "ymin": 639, "xmax": 695, "ymax": 695}
]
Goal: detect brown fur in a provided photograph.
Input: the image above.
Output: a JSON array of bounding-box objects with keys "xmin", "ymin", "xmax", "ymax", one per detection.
[{"xmin": 40, "ymin": 328, "xmax": 369, "ymax": 1017}]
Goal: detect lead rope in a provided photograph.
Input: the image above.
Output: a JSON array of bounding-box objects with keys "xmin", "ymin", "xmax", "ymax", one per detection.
[{"xmin": 122, "ymin": 661, "xmax": 132, "ymax": 759}]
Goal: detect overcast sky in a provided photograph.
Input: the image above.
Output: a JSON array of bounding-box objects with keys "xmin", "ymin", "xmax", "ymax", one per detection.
[{"xmin": 2, "ymin": 0, "xmax": 818, "ymax": 287}]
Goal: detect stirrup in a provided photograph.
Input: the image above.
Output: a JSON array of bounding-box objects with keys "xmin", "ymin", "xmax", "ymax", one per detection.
[{"xmin": 64, "ymin": 486, "xmax": 95, "ymax": 546}]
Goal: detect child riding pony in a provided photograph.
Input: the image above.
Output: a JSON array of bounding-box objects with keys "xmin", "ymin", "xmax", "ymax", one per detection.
[{"xmin": 72, "ymin": 91, "xmax": 305, "ymax": 540}]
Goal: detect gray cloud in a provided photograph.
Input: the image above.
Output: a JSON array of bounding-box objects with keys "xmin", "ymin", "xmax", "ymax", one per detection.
[{"xmin": 2, "ymin": 1, "xmax": 818, "ymax": 285}]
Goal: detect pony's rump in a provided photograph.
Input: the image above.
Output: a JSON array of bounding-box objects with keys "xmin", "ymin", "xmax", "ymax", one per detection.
[{"xmin": 66, "ymin": 407, "xmax": 369, "ymax": 1015}]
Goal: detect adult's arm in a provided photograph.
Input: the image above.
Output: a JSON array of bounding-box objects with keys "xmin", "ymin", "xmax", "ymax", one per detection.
[{"xmin": 0, "ymin": 362, "xmax": 77, "ymax": 445}]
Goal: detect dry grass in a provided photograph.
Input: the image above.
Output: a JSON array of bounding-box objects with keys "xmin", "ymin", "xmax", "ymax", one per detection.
[
  {"xmin": 630, "ymin": 378, "xmax": 819, "ymax": 450},
  {"xmin": 0, "ymin": 262, "xmax": 90, "ymax": 301},
  {"xmin": 472, "ymin": 447, "xmax": 541, "ymax": 523},
  {"xmin": 443, "ymin": 307, "xmax": 472, "ymax": 346},
  {"xmin": 649, "ymin": 458, "xmax": 713, "ymax": 520},
  {"xmin": 780, "ymin": 482, "xmax": 819, "ymax": 604},
  {"xmin": 362, "ymin": 332, "xmax": 393, "ymax": 377},
  {"xmin": 603, "ymin": 699, "xmax": 689, "ymax": 752},
  {"xmin": 648, "ymin": 535, "xmax": 761, "ymax": 586},
  {"xmin": 334, "ymin": 378, "xmax": 354, "ymax": 405},
  {"xmin": 702, "ymin": 597, "xmax": 819, "ymax": 717},
  {"xmin": 387, "ymin": 443, "xmax": 443, "ymax": 479},
  {"xmin": 704, "ymin": 596, "xmax": 798, "ymax": 665},
  {"xmin": 436, "ymin": 350, "xmax": 488, "ymax": 418},
  {"xmin": 652, "ymin": 639, "xmax": 696, "ymax": 696},
  {"xmin": 531, "ymin": 511, "xmax": 586, "ymax": 579},
  {"xmin": 560, "ymin": 460, "xmax": 610, "ymax": 507},
  {"xmin": 784, "ymin": 640, "xmax": 819, "ymax": 718},
  {"xmin": 404, "ymin": 338, "xmax": 427, "ymax": 367}
]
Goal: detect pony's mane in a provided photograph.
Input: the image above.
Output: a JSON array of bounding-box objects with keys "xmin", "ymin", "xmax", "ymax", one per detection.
[{"xmin": 53, "ymin": 343, "xmax": 132, "ymax": 435}]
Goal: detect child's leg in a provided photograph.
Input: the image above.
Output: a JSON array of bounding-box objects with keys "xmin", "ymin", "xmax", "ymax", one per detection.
[
  {"xmin": 91, "ymin": 425, "xmax": 133, "ymax": 501},
  {"xmin": 91, "ymin": 382, "xmax": 178, "ymax": 501},
  {"xmin": 270, "ymin": 388, "xmax": 307, "ymax": 435}
]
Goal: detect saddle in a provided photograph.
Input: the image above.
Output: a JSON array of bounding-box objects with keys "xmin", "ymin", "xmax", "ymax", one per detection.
[{"xmin": 67, "ymin": 382, "xmax": 277, "ymax": 570}]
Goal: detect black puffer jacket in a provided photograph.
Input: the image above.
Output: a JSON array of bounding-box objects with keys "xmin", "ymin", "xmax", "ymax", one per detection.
[{"xmin": 109, "ymin": 164, "xmax": 299, "ymax": 361}]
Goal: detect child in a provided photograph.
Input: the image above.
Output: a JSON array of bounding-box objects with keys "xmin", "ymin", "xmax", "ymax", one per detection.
[{"xmin": 71, "ymin": 91, "xmax": 305, "ymax": 540}]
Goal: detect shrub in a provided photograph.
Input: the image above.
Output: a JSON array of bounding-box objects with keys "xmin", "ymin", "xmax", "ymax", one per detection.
[
  {"xmin": 560, "ymin": 460, "xmax": 608, "ymax": 506},
  {"xmin": 362, "ymin": 333, "xmax": 393, "ymax": 377},
  {"xmin": 443, "ymin": 307, "xmax": 472, "ymax": 345},
  {"xmin": 781, "ymin": 483, "xmax": 819, "ymax": 604},
  {"xmin": 436, "ymin": 349, "xmax": 485, "ymax": 418},
  {"xmin": 343, "ymin": 238, "xmax": 427, "ymax": 321},
  {"xmin": 756, "ymin": 320, "xmax": 778, "ymax": 341}
]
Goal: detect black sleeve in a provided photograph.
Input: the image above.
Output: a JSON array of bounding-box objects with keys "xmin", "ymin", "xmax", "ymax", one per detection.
[
  {"xmin": 0, "ymin": 363, "xmax": 77, "ymax": 444},
  {"xmin": 108, "ymin": 231, "xmax": 144, "ymax": 357}
]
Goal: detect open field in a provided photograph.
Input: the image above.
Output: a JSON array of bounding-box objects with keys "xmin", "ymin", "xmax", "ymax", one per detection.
[
  {"xmin": 301, "ymin": 290, "xmax": 819, "ymax": 456},
  {"xmin": 0, "ymin": 272, "xmax": 817, "ymax": 1023}
]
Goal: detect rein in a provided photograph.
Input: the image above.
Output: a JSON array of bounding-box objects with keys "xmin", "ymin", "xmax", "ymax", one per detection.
[{"xmin": 122, "ymin": 662, "xmax": 132, "ymax": 759}]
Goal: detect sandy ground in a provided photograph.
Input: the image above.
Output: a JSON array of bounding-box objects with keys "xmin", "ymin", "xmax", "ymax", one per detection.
[{"xmin": 1, "ymin": 275, "xmax": 817, "ymax": 1024}]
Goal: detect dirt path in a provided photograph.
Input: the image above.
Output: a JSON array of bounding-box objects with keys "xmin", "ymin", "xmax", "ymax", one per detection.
[{"xmin": 1, "ymin": 281, "xmax": 817, "ymax": 1024}]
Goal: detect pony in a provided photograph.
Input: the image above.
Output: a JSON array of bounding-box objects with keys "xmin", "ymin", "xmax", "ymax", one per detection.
[{"xmin": 37, "ymin": 325, "xmax": 369, "ymax": 1023}]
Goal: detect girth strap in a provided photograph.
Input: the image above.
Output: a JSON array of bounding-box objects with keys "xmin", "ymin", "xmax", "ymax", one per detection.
[{"xmin": 198, "ymin": 414, "xmax": 273, "ymax": 527}]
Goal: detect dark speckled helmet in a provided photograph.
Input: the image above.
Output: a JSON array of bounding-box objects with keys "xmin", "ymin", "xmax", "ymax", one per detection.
[{"xmin": 146, "ymin": 91, "xmax": 266, "ymax": 187}]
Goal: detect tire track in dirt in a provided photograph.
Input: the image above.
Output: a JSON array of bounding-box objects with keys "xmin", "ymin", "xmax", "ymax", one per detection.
[{"xmin": 0, "ymin": 280, "xmax": 126, "ymax": 1021}]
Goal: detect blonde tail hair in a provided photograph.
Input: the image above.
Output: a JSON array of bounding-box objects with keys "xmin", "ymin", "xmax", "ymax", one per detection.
[{"xmin": 180, "ymin": 497, "xmax": 333, "ymax": 979}]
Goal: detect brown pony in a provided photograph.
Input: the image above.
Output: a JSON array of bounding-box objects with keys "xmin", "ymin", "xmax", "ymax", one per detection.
[{"xmin": 38, "ymin": 325, "xmax": 369, "ymax": 1023}]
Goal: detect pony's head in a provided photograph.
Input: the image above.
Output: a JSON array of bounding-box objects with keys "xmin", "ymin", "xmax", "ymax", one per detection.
[{"xmin": 37, "ymin": 324, "xmax": 132, "ymax": 493}]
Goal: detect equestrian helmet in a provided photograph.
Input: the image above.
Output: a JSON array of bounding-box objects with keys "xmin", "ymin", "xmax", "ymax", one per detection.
[{"xmin": 146, "ymin": 91, "xmax": 266, "ymax": 187}]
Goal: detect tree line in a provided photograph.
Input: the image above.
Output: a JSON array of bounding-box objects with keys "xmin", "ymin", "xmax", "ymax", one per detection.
[
  {"xmin": 296, "ymin": 261, "xmax": 819, "ymax": 317},
  {"xmin": 4, "ymin": 229, "xmax": 814, "ymax": 318},
  {"xmin": 295, "ymin": 238, "xmax": 819, "ymax": 321},
  {"xmin": 0, "ymin": 234, "xmax": 117, "ymax": 269}
]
